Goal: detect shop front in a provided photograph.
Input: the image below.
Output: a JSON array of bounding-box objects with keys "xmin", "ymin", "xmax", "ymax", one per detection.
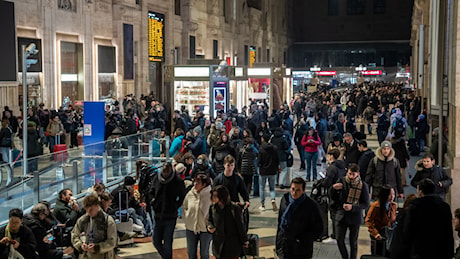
[{"xmin": 229, "ymin": 67, "xmax": 249, "ymax": 113}]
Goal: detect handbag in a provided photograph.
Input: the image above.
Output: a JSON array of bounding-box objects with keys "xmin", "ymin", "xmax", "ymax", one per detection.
[
  {"xmin": 8, "ymin": 245, "xmax": 24, "ymax": 259},
  {"xmin": 286, "ymin": 152, "xmax": 293, "ymax": 167}
]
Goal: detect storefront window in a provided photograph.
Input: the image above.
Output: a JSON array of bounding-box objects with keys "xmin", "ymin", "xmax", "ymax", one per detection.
[{"xmin": 61, "ymin": 41, "xmax": 84, "ymax": 105}]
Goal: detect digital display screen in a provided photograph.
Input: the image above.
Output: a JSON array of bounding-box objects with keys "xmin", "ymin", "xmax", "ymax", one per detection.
[
  {"xmin": 148, "ymin": 11, "xmax": 165, "ymax": 62},
  {"xmin": 249, "ymin": 46, "xmax": 256, "ymax": 68}
]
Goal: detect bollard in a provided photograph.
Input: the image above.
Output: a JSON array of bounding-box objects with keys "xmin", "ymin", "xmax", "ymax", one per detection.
[
  {"xmin": 102, "ymin": 152, "xmax": 107, "ymax": 184},
  {"xmin": 33, "ymin": 171, "xmax": 39, "ymax": 205},
  {"xmin": 128, "ymin": 146, "xmax": 133, "ymax": 174}
]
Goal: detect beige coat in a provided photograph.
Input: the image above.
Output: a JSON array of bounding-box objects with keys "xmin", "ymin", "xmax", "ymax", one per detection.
[{"xmin": 182, "ymin": 185, "xmax": 212, "ymax": 233}]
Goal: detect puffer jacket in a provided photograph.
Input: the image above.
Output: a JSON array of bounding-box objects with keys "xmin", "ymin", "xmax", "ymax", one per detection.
[
  {"xmin": 411, "ymin": 159, "xmax": 452, "ymax": 199},
  {"xmin": 365, "ymin": 147, "xmax": 403, "ymax": 198},
  {"xmin": 270, "ymin": 128, "xmax": 290, "ymax": 162},
  {"xmin": 183, "ymin": 185, "xmax": 212, "ymax": 233},
  {"xmin": 391, "ymin": 137, "xmax": 410, "ymax": 169},
  {"xmin": 237, "ymin": 139, "xmax": 258, "ymax": 176}
]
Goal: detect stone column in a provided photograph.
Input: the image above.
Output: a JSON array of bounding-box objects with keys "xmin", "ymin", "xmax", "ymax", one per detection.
[{"xmin": 42, "ymin": 0, "xmax": 57, "ymax": 109}]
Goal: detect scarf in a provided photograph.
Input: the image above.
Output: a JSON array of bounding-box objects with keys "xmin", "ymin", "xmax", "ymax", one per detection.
[
  {"xmin": 345, "ymin": 175, "xmax": 362, "ymax": 205},
  {"xmin": 280, "ymin": 193, "xmax": 307, "ymax": 232}
]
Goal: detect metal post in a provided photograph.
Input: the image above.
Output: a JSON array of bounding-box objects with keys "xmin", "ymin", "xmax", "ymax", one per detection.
[
  {"xmin": 165, "ymin": 136, "xmax": 170, "ymax": 159},
  {"xmin": 72, "ymin": 161, "xmax": 78, "ymax": 194},
  {"xmin": 418, "ymin": 25, "xmax": 424, "ymax": 94},
  {"xmin": 102, "ymin": 152, "xmax": 107, "ymax": 184},
  {"xmin": 33, "ymin": 171, "xmax": 39, "ymax": 205},
  {"xmin": 128, "ymin": 146, "xmax": 133, "ymax": 174},
  {"xmin": 149, "ymin": 139, "xmax": 153, "ymax": 161},
  {"xmin": 22, "ymin": 45, "xmax": 28, "ymax": 177}
]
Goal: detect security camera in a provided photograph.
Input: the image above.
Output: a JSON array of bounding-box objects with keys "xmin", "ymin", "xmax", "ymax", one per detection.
[{"xmin": 25, "ymin": 43, "xmax": 38, "ymax": 55}]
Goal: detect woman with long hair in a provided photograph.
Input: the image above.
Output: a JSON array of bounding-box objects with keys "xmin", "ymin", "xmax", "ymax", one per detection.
[
  {"xmin": 207, "ymin": 185, "xmax": 246, "ymax": 259},
  {"xmin": 237, "ymin": 129, "xmax": 258, "ymax": 194},
  {"xmin": 211, "ymin": 133, "xmax": 236, "ymax": 175},
  {"xmin": 183, "ymin": 174, "xmax": 213, "ymax": 259},
  {"xmin": 365, "ymin": 185, "xmax": 397, "ymax": 256},
  {"xmin": 301, "ymin": 127, "xmax": 322, "ymax": 182}
]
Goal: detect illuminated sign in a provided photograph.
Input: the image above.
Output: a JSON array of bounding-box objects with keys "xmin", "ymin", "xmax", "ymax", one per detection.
[
  {"xmin": 249, "ymin": 46, "xmax": 256, "ymax": 68},
  {"xmin": 148, "ymin": 11, "xmax": 165, "ymax": 62},
  {"xmin": 293, "ymin": 71, "xmax": 313, "ymax": 79},
  {"xmin": 316, "ymin": 71, "xmax": 336, "ymax": 76},
  {"xmin": 362, "ymin": 70, "xmax": 382, "ymax": 76},
  {"xmin": 396, "ymin": 72, "xmax": 411, "ymax": 78}
]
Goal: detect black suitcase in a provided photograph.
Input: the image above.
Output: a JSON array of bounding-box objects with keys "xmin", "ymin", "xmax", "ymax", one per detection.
[
  {"xmin": 408, "ymin": 138, "xmax": 420, "ymax": 156},
  {"xmin": 243, "ymin": 234, "xmax": 259, "ymax": 257}
]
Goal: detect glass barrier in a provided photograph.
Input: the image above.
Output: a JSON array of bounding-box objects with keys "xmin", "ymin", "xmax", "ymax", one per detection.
[{"xmin": 0, "ymin": 129, "xmax": 170, "ymax": 225}]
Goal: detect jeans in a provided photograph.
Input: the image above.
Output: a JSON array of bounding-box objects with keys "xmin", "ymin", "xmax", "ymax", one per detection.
[
  {"xmin": 336, "ymin": 221, "xmax": 361, "ymax": 259},
  {"xmin": 259, "ymin": 175, "xmax": 276, "ymax": 205},
  {"xmin": 0, "ymin": 147, "xmax": 10, "ymax": 163},
  {"xmin": 419, "ymin": 138, "xmax": 426, "ymax": 153},
  {"xmin": 278, "ymin": 161, "xmax": 288, "ymax": 187},
  {"xmin": 377, "ymin": 130, "xmax": 387, "ymax": 145},
  {"xmin": 153, "ymin": 218, "xmax": 177, "ymax": 259},
  {"xmin": 112, "ymin": 157, "xmax": 127, "ymax": 177},
  {"xmin": 296, "ymin": 145, "xmax": 305, "ymax": 169},
  {"xmin": 305, "ymin": 151, "xmax": 318, "ymax": 181},
  {"xmin": 185, "ymin": 230, "xmax": 212, "ymax": 259},
  {"xmin": 367, "ymin": 124, "xmax": 372, "ymax": 135}
]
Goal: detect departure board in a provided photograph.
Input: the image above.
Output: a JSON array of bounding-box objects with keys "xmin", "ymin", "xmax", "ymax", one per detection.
[{"xmin": 148, "ymin": 11, "xmax": 164, "ymax": 62}]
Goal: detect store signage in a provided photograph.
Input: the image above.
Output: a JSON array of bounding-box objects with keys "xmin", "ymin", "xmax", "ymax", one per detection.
[
  {"xmin": 148, "ymin": 11, "xmax": 165, "ymax": 62},
  {"xmin": 293, "ymin": 71, "xmax": 313, "ymax": 79},
  {"xmin": 17, "ymin": 72, "xmax": 40, "ymax": 85},
  {"xmin": 235, "ymin": 67, "xmax": 243, "ymax": 77},
  {"xmin": 213, "ymin": 81, "xmax": 227, "ymax": 118},
  {"xmin": 75, "ymin": 101, "xmax": 84, "ymax": 106},
  {"xmin": 316, "ymin": 71, "xmax": 336, "ymax": 76},
  {"xmin": 174, "ymin": 67, "xmax": 209, "ymax": 77},
  {"xmin": 285, "ymin": 68, "xmax": 291, "ymax": 76},
  {"xmin": 248, "ymin": 68, "xmax": 271, "ymax": 76},
  {"xmin": 249, "ymin": 46, "xmax": 256, "ymax": 68},
  {"xmin": 310, "ymin": 67, "xmax": 321, "ymax": 71},
  {"xmin": 362, "ymin": 70, "xmax": 382, "ymax": 76},
  {"xmin": 396, "ymin": 72, "xmax": 411, "ymax": 78}
]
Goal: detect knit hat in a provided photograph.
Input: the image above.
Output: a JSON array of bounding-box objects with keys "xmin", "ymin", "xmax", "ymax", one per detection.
[
  {"xmin": 175, "ymin": 163, "xmax": 185, "ymax": 174},
  {"xmin": 380, "ymin": 140, "xmax": 392, "ymax": 149},
  {"xmin": 193, "ymin": 126, "xmax": 202, "ymax": 134},
  {"xmin": 124, "ymin": 176, "xmax": 135, "ymax": 186}
]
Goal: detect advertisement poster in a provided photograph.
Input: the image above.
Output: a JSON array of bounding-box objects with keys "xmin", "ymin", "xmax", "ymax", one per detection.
[{"xmin": 213, "ymin": 81, "xmax": 227, "ymax": 118}]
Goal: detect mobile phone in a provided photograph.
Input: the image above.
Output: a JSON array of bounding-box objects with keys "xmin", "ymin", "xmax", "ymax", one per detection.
[{"xmin": 47, "ymin": 234, "xmax": 55, "ymax": 241}]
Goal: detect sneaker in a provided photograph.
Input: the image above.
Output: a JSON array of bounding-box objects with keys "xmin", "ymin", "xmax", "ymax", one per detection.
[
  {"xmin": 322, "ymin": 237, "xmax": 337, "ymax": 244},
  {"xmin": 120, "ymin": 231, "xmax": 136, "ymax": 241},
  {"xmin": 271, "ymin": 200, "xmax": 278, "ymax": 212},
  {"xmin": 258, "ymin": 205, "xmax": 265, "ymax": 211}
]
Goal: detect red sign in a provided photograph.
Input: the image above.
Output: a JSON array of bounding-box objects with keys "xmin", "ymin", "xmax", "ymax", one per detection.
[
  {"xmin": 362, "ymin": 70, "xmax": 382, "ymax": 76},
  {"xmin": 316, "ymin": 71, "xmax": 336, "ymax": 76},
  {"xmin": 226, "ymin": 57, "xmax": 231, "ymax": 66},
  {"xmin": 74, "ymin": 101, "xmax": 84, "ymax": 106}
]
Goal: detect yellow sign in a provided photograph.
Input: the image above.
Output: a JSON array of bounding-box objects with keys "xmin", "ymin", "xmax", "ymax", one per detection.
[
  {"xmin": 249, "ymin": 46, "xmax": 256, "ymax": 68},
  {"xmin": 148, "ymin": 11, "xmax": 164, "ymax": 62}
]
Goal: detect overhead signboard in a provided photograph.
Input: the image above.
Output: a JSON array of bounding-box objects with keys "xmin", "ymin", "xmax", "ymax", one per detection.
[
  {"xmin": 249, "ymin": 46, "xmax": 256, "ymax": 68},
  {"xmin": 362, "ymin": 70, "xmax": 382, "ymax": 76},
  {"xmin": 148, "ymin": 11, "xmax": 165, "ymax": 62},
  {"xmin": 316, "ymin": 71, "xmax": 336, "ymax": 76},
  {"xmin": 293, "ymin": 71, "xmax": 313, "ymax": 79},
  {"xmin": 396, "ymin": 72, "xmax": 411, "ymax": 78}
]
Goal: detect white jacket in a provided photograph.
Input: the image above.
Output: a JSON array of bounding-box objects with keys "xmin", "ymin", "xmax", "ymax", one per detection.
[{"xmin": 183, "ymin": 185, "xmax": 212, "ymax": 233}]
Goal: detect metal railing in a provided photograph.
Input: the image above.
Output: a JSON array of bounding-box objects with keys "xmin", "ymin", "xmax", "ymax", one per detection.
[{"xmin": 0, "ymin": 129, "xmax": 171, "ymax": 225}]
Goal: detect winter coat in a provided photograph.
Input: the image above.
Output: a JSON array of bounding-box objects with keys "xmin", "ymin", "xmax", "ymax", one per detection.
[
  {"xmin": 71, "ymin": 210, "xmax": 117, "ymax": 259},
  {"xmin": 389, "ymin": 208, "xmax": 411, "ymax": 259},
  {"xmin": 208, "ymin": 202, "xmax": 247, "ymax": 259},
  {"xmin": 26, "ymin": 128, "xmax": 42, "ymax": 157},
  {"xmin": 258, "ymin": 142, "xmax": 279, "ymax": 175},
  {"xmin": 411, "ymin": 160, "xmax": 452, "ymax": 199},
  {"xmin": 189, "ymin": 134, "xmax": 206, "ymax": 157},
  {"xmin": 183, "ymin": 185, "xmax": 212, "ymax": 233},
  {"xmin": 237, "ymin": 141, "xmax": 258, "ymax": 176},
  {"xmin": 270, "ymin": 128, "xmax": 290, "ymax": 162},
  {"xmin": 404, "ymin": 195, "xmax": 454, "ymax": 259},
  {"xmin": 344, "ymin": 140, "xmax": 361, "ymax": 165},
  {"xmin": 328, "ymin": 177, "xmax": 370, "ymax": 225},
  {"xmin": 150, "ymin": 172, "xmax": 186, "ymax": 220},
  {"xmin": 365, "ymin": 147, "xmax": 403, "ymax": 198},
  {"xmin": 0, "ymin": 224, "xmax": 37, "ymax": 259},
  {"xmin": 301, "ymin": 134, "xmax": 321, "ymax": 153},
  {"xmin": 213, "ymin": 173, "xmax": 250, "ymax": 203},
  {"xmin": 0, "ymin": 126, "xmax": 13, "ymax": 148},
  {"xmin": 294, "ymin": 124, "xmax": 308, "ymax": 146},
  {"xmin": 327, "ymin": 143, "xmax": 345, "ymax": 161},
  {"xmin": 169, "ymin": 134, "xmax": 184, "ymax": 157},
  {"xmin": 53, "ymin": 199, "xmax": 79, "ymax": 227},
  {"xmin": 391, "ymin": 137, "xmax": 410, "ymax": 169},
  {"xmin": 358, "ymin": 149, "xmax": 375, "ymax": 181},
  {"xmin": 415, "ymin": 118, "xmax": 429, "ymax": 139},
  {"xmin": 365, "ymin": 200, "xmax": 397, "ymax": 239},
  {"xmin": 211, "ymin": 142, "xmax": 235, "ymax": 174},
  {"xmin": 23, "ymin": 213, "xmax": 61, "ymax": 259},
  {"xmin": 276, "ymin": 193, "xmax": 323, "ymax": 259},
  {"xmin": 46, "ymin": 121, "xmax": 64, "ymax": 136},
  {"xmin": 323, "ymin": 159, "xmax": 347, "ymax": 188},
  {"xmin": 363, "ymin": 106, "xmax": 374, "ymax": 124}
]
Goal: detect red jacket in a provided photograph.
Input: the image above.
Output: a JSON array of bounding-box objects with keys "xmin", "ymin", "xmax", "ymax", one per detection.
[{"xmin": 301, "ymin": 135, "xmax": 321, "ymax": 153}]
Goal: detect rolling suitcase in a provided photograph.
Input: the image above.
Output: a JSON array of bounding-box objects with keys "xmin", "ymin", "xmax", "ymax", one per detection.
[
  {"xmin": 243, "ymin": 234, "xmax": 259, "ymax": 257},
  {"xmin": 116, "ymin": 190, "xmax": 134, "ymax": 246},
  {"xmin": 54, "ymin": 136, "xmax": 68, "ymax": 163}
]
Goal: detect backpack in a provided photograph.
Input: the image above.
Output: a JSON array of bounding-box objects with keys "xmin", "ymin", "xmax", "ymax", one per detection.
[
  {"xmin": 337, "ymin": 166, "xmax": 347, "ymax": 180},
  {"xmin": 393, "ymin": 117, "xmax": 406, "ymax": 137}
]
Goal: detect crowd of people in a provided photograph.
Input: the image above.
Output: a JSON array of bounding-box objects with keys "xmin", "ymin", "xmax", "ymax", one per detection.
[{"xmin": 0, "ymin": 81, "xmax": 459, "ymax": 259}]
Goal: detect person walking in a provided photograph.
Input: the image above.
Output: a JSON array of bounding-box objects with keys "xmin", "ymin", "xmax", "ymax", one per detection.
[
  {"xmin": 294, "ymin": 119, "xmax": 308, "ymax": 170},
  {"xmin": 207, "ymin": 185, "xmax": 247, "ymax": 259},
  {"xmin": 365, "ymin": 185, "xmax": 397, "ymax": 256},
  {"xmin": 276, "ymin": 177, "xmax": 323, "ymax": 258},
  {"xmin": 183, "ymin": 174, "xmax": 213, "ymax": 259},
  {"xmin": 329, "ymin": 163, "xmax": 370, "ymax": 259},
  {"xmin": 411, "ymin": 153, "xmax": 452, "ymax": 200},
  {"xmin": 301, "ymin": 127, "xmax": 322, "ymax": 182},
  {"xmin": 258, "ymin": 134, "xmax": 279, "ymax": 211},
  {"xmin": 0, "ymin": 119, "xmax": 13, "ymax": 163}
]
